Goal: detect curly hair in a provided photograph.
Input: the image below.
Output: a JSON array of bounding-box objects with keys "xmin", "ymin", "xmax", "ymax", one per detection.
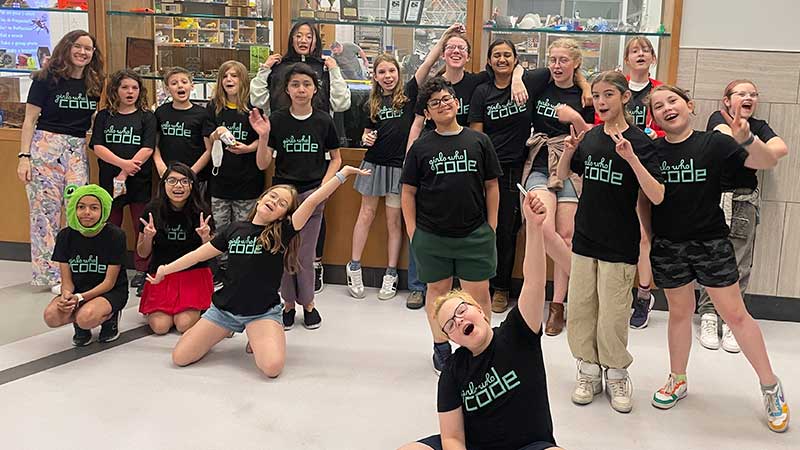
[
  {"xmin": 33, "ymin": 29, "xmax": 104, "ymax": 97},
  {"xmin": 101, "ymin": 69, "xmax": 151, "ymax": 114}
]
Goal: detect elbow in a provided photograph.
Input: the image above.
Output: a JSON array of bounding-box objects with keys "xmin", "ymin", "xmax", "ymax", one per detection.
[
  {"xmin": 775, "ymin": 145, "xmax": 789, "ymax": 161},
  {"xmin": 650, "ymin": 187, "xmax": 665, "ymax": 205}
]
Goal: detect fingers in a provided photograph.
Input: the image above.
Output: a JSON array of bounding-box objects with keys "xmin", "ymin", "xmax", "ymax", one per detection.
[
  {"xmin": 577, "ymin": 130, "xmax": 586, "ymax": 142},
  {"xmin": 570, "ymin": 124, "xmax": 577, "ymax": 140},
  {"xmin": 720, "ymin": 108, "xmax": 734, "ymax": 126},
  {"xmin": 139, "ymin": 217, "xmax": 149, "ymax": 227},
  {"xmin": 733, "ymin": 103, "xmax": 742, "ymax": 123}
]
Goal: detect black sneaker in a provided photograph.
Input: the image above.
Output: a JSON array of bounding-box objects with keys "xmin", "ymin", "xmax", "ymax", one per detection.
[
  {"xmin": 72, "ymin": 323, "xmax": 92, "ymax": 347},
  {"xmin": 432, "ymin": 342, "xmax": 452, "ymax": 376},
  {"xmin": 314, "ymin": 261, "xmax": 324, "ymax": 294},
  {"xmin": 283, "ymin": 308, "xmax": 296, "ymax": 331},
  {"xmin": 98, "ymin": 311, "xmax": 121, "ymax": 343},
  {"xmin": 136, "ymin": 284, "xmax": 143, "ymax": 297},
  {"xmin": 303, "ymin": 307, "xmax": 322, "ymax": 330},
  {"xmin": 630, "ymin": 292, "xmax": 655, "ymax": 329},
  {"xmin": 130, "ymin": 271, "xmax": 146, "ymax": 288}
]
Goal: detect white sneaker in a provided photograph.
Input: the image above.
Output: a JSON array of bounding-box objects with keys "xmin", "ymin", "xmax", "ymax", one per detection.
[
  {"xmin": 346, "ymin": 264, "xmax": 365, "ymax": 299},
  {"xmin": 572, "ymin": 360, "xmax": 602, "ymax": 405},
  {"xmin": 211, "ymin": 140, "xmax": 223, "ymax": 176},
  {"xmin": 721, "ymin": 323, "xmax": 741, "ymax": 353},
  {"xmin": 699, "ymin": 313, "xmax": 720, "ymax": 350},
  {"xmin": 605, "ymin": 368, "xmax": 633, "ymax": 413},
  {"xmin": 50, "ymin": 284, "xmax": 62, "ymax": 295},
  {"xmin": 377, "ymin": 273, "xmax": 398, "ymax": 300}
]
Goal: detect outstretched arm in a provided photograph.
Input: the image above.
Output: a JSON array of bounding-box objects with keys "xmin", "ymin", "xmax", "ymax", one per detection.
[
  {"xmin": 147, "ymin": 243, "xmax": 223, "ymax": 284},
  {"xmin": 291, "ymin": 165, "xmax": 371, "ymax": 230},
  {"xmin": 716, "ymin": 107, "xmax": 788, "ymax": 169},
  {"xmin": 518, "ymin": 191, "xmax": 547, "ymax": 334}
]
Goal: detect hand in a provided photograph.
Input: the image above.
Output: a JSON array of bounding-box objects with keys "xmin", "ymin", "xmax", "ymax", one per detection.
[
  {"xmin": 120, "ymin": 159, "xmax": 142, "ymax": 175},
  {"xmin": 323, "ymin": 56, "xmax": 338, "ymax": 70},
  {"xmin": 17, "ymin": 157, "xmax": 31, "ymax": 183},
  {"xmin": 444, "ymin": 22, "xmax": 466, "ymax": 37},
  {"xmin": 581, "ymin": 90, "xmax": 593, "ymax": 108},
  {"xmin": 511, "ymin": 76, "xmax": 528, "ymax": 106},
  {"xmin": 213, "ymin": 126, "xmax": 230, "ymax": 141},
  {"xmin": 646, "ymin": 128, "xmax": 658, "ymax": 140},
  {"xmin": 610, "ymin": 127, "xmax": 636, "ymax": 163},
  {"xmin": 146, "ymin": 265, "xmax": 168, "ymax": 285},
  {"xmin": 720, "ymin": 105, "xmax": 752, "ymax": 144},
  {"xmin": 57, "ymin": 293, "xmax": 78, "ymax": 313},
  {"xmin": 262, "ymin": 53, "xmax": 282, "ymax": 69},
  {"xmin": 522, "ymin": 191, "xmax": 547, "ymax": 226},
  {"xmin": 227, "ymin": 142, "xmax": 250, "ymax": 154},
  {"xmin": 340, "ymin": 165, "xmax": 372, "ymax": 178},
  {"xmin": 195, "ymin": 212, "xmax": 212, "ymax": 241},
  {"xmin": 555, "ymin": 104, "xmax": 580, "ymax": 124},
  {"xmin": 249, "ymin": 108, "xmax": 270, "ymax": 137},
  {"xmin": 564, "ymin": 124, "xmax": 586, "ymax": 155},
  {"xmin": 139, "ymin": 212, "xmax": 156, "ymax": 239},
  {"xmin": 361, "ymin": 130, "xmax": 377, "ymax": 147}
]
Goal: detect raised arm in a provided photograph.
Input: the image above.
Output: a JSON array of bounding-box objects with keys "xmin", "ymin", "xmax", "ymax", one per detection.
[
  {"xmin": 414, "ymin": 23, "xmax": 464, "ymax": 86},
  {"xmin": 291, "ymin": 165, "xmax": 370, "ymax": 230},
  {"xmin": 610, "ymin": 129, "xmax": 664, "ymax": 204},
  {"xmin": 250, "ymin": 53, "xmax": 282, "ymax": 111},
  {"xmin": 518, "ymin": 191, "xmax": 547, "ymax": 333},
  {"xmin": 249, "ymin": 108, "xmax": 274, "ymax": 170},
  {"xmin": 557, "ymin": 125, "xmax": 584, "ymax": 180},
  {"xmin": 325, "ymin": 58, "xmax": 352, "ymax": 112},
  {"xmin": 717, "ymin": 107, "xmax": 788, "ymax": 169}
]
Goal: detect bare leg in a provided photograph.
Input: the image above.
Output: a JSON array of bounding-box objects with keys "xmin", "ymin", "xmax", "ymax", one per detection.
[
  {"xmin": 663, "ymin": 284, "xmax": 695, "ymax": 374},
  {"xmin": 350, "ymin": 195, "xmax": 380, "ymax": 262},
  {"xmin": 174, "ymin": 310, "xmax": 202, "ymax": 333},
  {"xmin": 425, "ymin": 277, "xmax": 454, "ymax": 343},
  {"xmin": 244, "ymin": 318, "xmax": 286, "ymax": 378},
  {"xmin": 460, "ymin": 279, "xmax": 491, "ymax": 322},
  {"xmin": 148, "ymin": 312, "xmax": 175, "ymax": 335},
  {"xmin": 172, "ymin": 318, "xmax": 231, "ymax": 366},
  {"xmin": 43, "ymin": 296, "xmax": 75, "ymax": 328},
  {"xmin": 385, "ymin": 205, "xmax": 403, "ymax": 268},
  {"xmin": 73, "ymin": 297, "xmax": 113, "ymax": 330},
  {"xmin": 553, "ymin": 202, "xmax": 576, "ymax": 304},
  {"xmin": 534, "ymin": 190, "xmax": 571, "ymax": 305}
]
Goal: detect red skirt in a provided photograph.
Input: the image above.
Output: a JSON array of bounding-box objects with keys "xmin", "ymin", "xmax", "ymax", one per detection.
[{"xmin": 139, "ymin": 267, "xmax": 213, "ymax": 315}]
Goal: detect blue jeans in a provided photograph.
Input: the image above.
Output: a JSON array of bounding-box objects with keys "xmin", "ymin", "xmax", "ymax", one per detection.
[{"xmin": 407, "ymin": 241, "xmax": 426, "ymax": 293}]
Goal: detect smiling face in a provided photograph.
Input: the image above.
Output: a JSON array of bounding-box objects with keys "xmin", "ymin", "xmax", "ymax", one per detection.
[
  {"xmin": 374, "ymin": 60, "xmax": 399, "ymax": 93},
  {"xmin": 255, "ymin": 187, "xmax": 293, "ymax": 223},
  {"xmin": 548, "ymin": 47, "xmax": 578, "ymax": 86},
  {"xmin": 117, "ymin": 77, "xmax": 140, "ymax": 108},
  {"xmin": 292, "ymin": 24, "xmax": 315, "ymax": 56},
  {"xmin": 724, "ymin": 82, "xmax": 759, "ymax": 119},
  {"xmin": 489, "ymin": 43, "xmax": 516, "ymax": 76},
  {"xmin": 592, "ymin": 80, "xmax": 630, "ymax": 123},
  {"xmin": 650, "ymin": 89, "xmax": 694, "ymax": 136},
  {"xmin": 76, "ymin": 195, "xmax": 102, "ymax": 228},
  {"xmin": 437, "ymin": 298, "xmax": 491, "ymax": 350},
  {"xmin": 164, "ymin": 170, "xmax": 192, "ymax": 205},
  {"xmin": 221, "ymin": 68, "xmax": 240, "ymax": 98},
  {"xmin": 69, "ymin": 35, "xmax": 94, "ymax": 69},
  {"xmin": 425, "ymin": 89, "xmax": 459, "ymax": 124},
  {"xmin": 286, "ymin": 73, "xmax": 317, "ymax": 107},
  {"xmin": 625, "ymin": 42, "xmax": 656, "ymax": 73},
  {"xmin": 443, "ymin": 36, "xmax": 470, "ymax": 70},
  {"xmin": 166, "ymin": 73, "xmax": 193, "ymax": 103}
]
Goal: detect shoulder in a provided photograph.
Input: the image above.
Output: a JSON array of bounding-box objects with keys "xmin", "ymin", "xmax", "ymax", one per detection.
[
  {"xmin": 312, "ymin": 109, "xmax": 334, "ymax": 123},
  {"xmin": 706, "ymin": 110, "xmax": 726, "ymax": 130},
  {"xmin": 56, "ymin": 227, "xmax": 75, "ymax": 241},
  {"xmin": 104, "ymin": 223, "xmax": 128, "ymax": 241},
  {"xmin": 142, "ymin": 109, "xmax": 157, "ymax": 120},
  {"xmin": 95, "ymin": 108, "xmax": 111, "ymax": 119},
  {"xmin": 155, "ymin": 103, "xmax": 171, "ymax": 115}
]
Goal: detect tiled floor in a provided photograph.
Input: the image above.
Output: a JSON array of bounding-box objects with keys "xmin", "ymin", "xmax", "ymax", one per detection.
[{"xmin": 0, "ymin": 261, "xmax": 797, "ymax": 449}]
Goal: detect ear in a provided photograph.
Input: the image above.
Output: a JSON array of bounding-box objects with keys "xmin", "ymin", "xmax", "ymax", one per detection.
[
  {"xmin": 687, "ymin": 99, "xmax": 696, "ymax": 114},
  {"xmin": 622, "ymin": 90, "xmax": 632, "ymax": 104},
  {"xmin": 722, "ymin": 96, "xmax": 732, "ymax": 110}
]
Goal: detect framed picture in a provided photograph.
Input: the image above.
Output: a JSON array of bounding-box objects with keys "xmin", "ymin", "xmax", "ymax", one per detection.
[
  {"xmin": 340, "ymin": 0, "xmax": 359, "ymax": 20},
  {"xmin": 299, "ymin": 0, "xmax": 316, "ymax": 18},
  {"xmin": 386, "ymin": 0, "xmax": 404, "ymax": 23},
  {"xmin": 404, "ymin": 0, "xmax": 424, "ymax": 23}
]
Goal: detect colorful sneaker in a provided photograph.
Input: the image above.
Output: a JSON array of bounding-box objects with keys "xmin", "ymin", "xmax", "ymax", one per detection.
[
  {"xmin": 377, "ymin": 273, "xmax": 398, "ymax": 300},
  {"xmin": 406, "ymin": 291, "xmax": 425, "ymax": 310},
  {"xmin": 98, "ymin": 311, "xmax": 121, "ymax": 343},
  {"xmin": 699, "ymin": 313, "xmax": 720, "ymax": 350},
  {"xmin": 283, "ymin": 308, "xmax": 296, "ymax": 331},
  {"xmin": 72, "ymin": 323, "xmax": 92, "ymax": 347},
  {"xmin": 652, "ymin": 373, "xmax": 688, "ymax": 410},
  {"xmin": 432, "ymin": 342, "xmax": 452, "ymax": 376},
  {"xmin": 346, "ymin": 263, "xmax": 365, "ymax": 299},
  {"xmin": 605, "ymin": 368, "xmax": 633, "ymax": 413},
  {"xmin": 630, "ymin": 292, "xmax": 655, "ymax": 329},
  {"xmin": 721, "ymin": 323, "xmax": 741, "ymax": 353},
  {"xmin": 491, "ymin": 289, "xmax": 509, "ymax": 313},
  {"xmin": 314, "ymin": 261, "xmax": 324, "ymax": 294},
  {"xmin": 762, "ymin": 378, "xmax": 790, "ymax": 433},
  {"xmin": 303, "ymin": 307, "xmax": 322, "ymax": 330},
  {"xmin": 572, "ymin": 360, "xmax": 602, "ymax": 405}
]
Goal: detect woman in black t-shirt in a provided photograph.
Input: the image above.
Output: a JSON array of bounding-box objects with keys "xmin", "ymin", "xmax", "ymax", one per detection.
[
  {"xmin": 17, "ymin": 30, "xmax": 104, "ymax": 291},
  {"xmin": 137, "ymin": 163, "xmax": 214, "ymax": 335},
  {"xmin": 400, "ymin": 192, "xmax": 561, "ymax": 450},
  {"xmin": 645, "ymin": 85, "xmax": 789, "ymax": 433},
  {"xmin": 147, "ymin": 165, "xmax": 368, "ymax": 378},
  {"xmin": 556, "ymin": 72, "xmax": 664, "ymax": 414}
]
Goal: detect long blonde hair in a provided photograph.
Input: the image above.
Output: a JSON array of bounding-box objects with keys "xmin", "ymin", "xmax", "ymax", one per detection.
[
  {"xmin": 369, "ymin": 53, "xmax": 408, "ymax": 122},
  {"xmin": 212, "ymin": 60, "xmax": 250, "ymax": 115},
  {"xmin": 247, "ymin": 185, "xmax": 302, "ymax": 274}
]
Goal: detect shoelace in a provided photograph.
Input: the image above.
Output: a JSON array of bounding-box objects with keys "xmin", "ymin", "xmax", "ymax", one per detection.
[
  {"xmin": 608, "ymin": 376, "xmax": 631, "ymax": 397},
  {"xmin": 701, "ymin": 318, "xmax": 717, "ymax": 336},
  {"xmin": 349, "ymin": 268, "xmax": 363, "ymax": 287},
  {"xmin": 660, "ymin": 375, "xmax": 678, "ymax": 395},
  {"xmin": 381, "ymin": 275, "xmax": 396, "ymax": 292},
  {"xmin": 632, "ymin": 298, "xmax": 648, "ymax": 317},
  {"xmin": 576, "ymin": 375, "xmax": 595, "ymax": 393},
  {"xmin": 763, "ymin": 387, "xmax": 780, "ymax": 416},
  {"xmin": 722, "ymin": 326, "xmax": 736, "ymax": 342}
]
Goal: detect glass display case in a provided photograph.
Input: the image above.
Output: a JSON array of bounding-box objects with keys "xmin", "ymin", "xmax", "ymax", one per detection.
[
  {"xmin": 480, "ymin": 0, "xmax": 670, "ymax": 76},
  {"xmin": 0, "ymin": 3, "xmax": 89, "ymax": 128},
  {"xmin": 105, "ymin": 0, "xmax": 273, "ymax": 102}
]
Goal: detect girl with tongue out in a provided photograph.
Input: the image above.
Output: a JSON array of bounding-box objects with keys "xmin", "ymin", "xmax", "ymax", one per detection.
[{"xmin": 645, "ymin": 85, "xmax": 789, "ymax": 433}]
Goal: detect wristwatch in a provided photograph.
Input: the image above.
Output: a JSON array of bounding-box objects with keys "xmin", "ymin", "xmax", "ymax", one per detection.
[{"xmin": 74, "ymin": 293, "xmax": 85, "ymax": 304}]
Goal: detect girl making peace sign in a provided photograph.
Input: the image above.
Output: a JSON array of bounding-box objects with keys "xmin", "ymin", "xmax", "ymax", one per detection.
[{"xmin": 137, "ymin": 162, "xmax": 214, "ymax": 334}]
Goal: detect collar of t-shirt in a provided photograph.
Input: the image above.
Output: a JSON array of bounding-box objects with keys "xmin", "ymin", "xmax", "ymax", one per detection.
[
  {"xmin": 225, "ymin": 101, "xmax": 238, "ymax": 109},
  {"xmin": 291, "ymin": 111, "xmax": 313, "ymax": 120},
  {"xmin": 628, "ymin": 79, "xmax": 650, "ymax": 92},
  {"xmin": 435, "ymin": 126, "xmax": 463, "ymax": 136}
]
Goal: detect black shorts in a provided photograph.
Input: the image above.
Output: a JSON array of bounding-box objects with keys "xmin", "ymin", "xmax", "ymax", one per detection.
[
  {"xmin": 417, "ymin": 435, "xmax": 556, "ymax": 450},
  {"xmin": 650, "ymin": 237, "xmax": 739, "ymax": 289},
  {"xmin": 78, "ymin": 287, "xmax": 128, "ymax": 314}
]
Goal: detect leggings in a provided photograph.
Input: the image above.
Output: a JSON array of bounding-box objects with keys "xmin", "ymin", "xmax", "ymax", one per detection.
[{"xmin": 281, "ymin": 189, "xmax": 325, "ymax": 306}]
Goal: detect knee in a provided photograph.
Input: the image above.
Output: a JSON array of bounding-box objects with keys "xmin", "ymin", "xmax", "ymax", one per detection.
[
  {"xmin": 668, "ymin": 303, "xmax": 694, "ymax": 322},
  {"xmin": 358, "ymin": 205, "xmax": 378, "ymax": 222},
  {"xmin": 149, "ymin": 318, "xmax": 173, "ymax": 335},
  {"xmin": 174, "ymin": 314, "xmax": 199, "ymax": 333},
  {"xmin": 43, "ymin": 305, "xmax": 64, "ymax": 328},
  {"xmin": 74, "ymin": 307, "xmax": 103, "ymax": 330},
  {"xmin": 722, "ymin": 309, "xmax": 751, "ymax": 329},
  {"xmin": 171, "ymin": 348, "xmax": 192, "ymax": 367},
  {"xmin": 255, "ymin": 357, "xmax": 284, "ymax": 378}
]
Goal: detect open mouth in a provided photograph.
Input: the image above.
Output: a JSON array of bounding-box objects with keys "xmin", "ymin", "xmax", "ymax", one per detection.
[
  {"xmin": 664, "ymin": 112, "xmax": 678, "ymax": 121},
  {"xmin": 463, "ymin": 323, "xmax": 475, "ymax": 336},
  {"xmin": 176, "ymin": 89, "xmax": 186, "ymax": 96},
  {"xmin": 636, "ymin": 58, "xmax": 646, "ymax": 64},
  {"xmin": 126, "ymin": 96, "xmax": 134, "ymax": 101},
  {"xmin": 598, "ymin": 108, "xmax": 609, "ymax": 114},
  {"xmin": 741, "ymin": 102, "xmax": 753, "ymax": 112},
  {"xmin": 266, "ymin": 203, "xmax": 274, "ymax": 212},
  {"xmin": 172, "ymin": 189, "xmax": 185, "ymax": 195}
]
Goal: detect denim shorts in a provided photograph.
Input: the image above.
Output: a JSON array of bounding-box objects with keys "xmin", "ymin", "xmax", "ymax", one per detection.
[
  {"xmin": 202, "ymin": 303, "xmax": 283, "ymax": 333},
  {"xmin": 525, "ymin": 170, "xmax": 579, "ymax": 203}
]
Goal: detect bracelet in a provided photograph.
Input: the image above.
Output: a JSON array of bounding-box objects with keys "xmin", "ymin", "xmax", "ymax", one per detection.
[
  {"xmin": 740, "ymin": 132, "xmax": 755, "ymax": 147},
  {"xmin": 17, "ymin": 153, "xmax": 31, "ymax": 158},
  {"xmin": 335, "ymin": 172, "xmax": 347, "ymax": 184}
]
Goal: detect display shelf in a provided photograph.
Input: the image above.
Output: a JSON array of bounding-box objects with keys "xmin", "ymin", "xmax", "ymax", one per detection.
[
  {"xmin": 0, "ymin": 6, "xmax": 86, "ymax": 13},
  {"xmin": 0, "ymin": 68, "xmax": 35, "ymax": 73},
  {"xmin": 484, "ymin": 26, "xmax": 670, "ymax": 37},
  {"xmin": 107, "ymin": 10, "xmax": 271, "ymax": 21},
  {"xmin": 291, "ymin": 17, "xmax": 452, "ymax": 30}
]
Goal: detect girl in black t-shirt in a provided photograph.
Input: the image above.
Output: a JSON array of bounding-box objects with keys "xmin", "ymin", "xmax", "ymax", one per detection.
[
  {"xmin": 45, "ymin": 185, "xmax": 128, "ymax": 347},
  {"xmin": 556, "ymin": 72, "xmax": 664, "ymax": 414},
  {"xmin": 345, "ymin": 54, "xmax": 412, "ymax": 301},
  {"xmin": 17, "ymin": 30, "xmax": 104, "ymax": 291},
  {"xmin": 645, "ymin": 85, "xmax": 789, "ymax": 433},
  {"xmin": 90, "ymin": 69, "xmax": 157, "ymax": 285},
  {"xmin": 147, "ymin": 165, "xmax": 368, "ymax": 378},
  {"xmin": 137, "ymin": 163, "xmax": 213, "ymax": 335}
]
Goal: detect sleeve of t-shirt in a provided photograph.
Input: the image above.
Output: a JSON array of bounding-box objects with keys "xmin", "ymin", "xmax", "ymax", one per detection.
[
  {"xmin": 26, "ymin": 77, "xmax": 50, "ymax": 108},
  {"xmin": 407, "ymin": 77, "xmax": 427, "ymax": 117},
  {"xmin": 706, "ymin": 111, "xmax": 726, "ymax": 131},
  {"xmin": 632, "ymin": 133, "xmax": 664, "ymax": 183},
  {"xmin": 324, "ymin": 116, "xmax": 340, "ymax": 152},
  {"xmin": 522, "ymin": 68, "xmax": 552, "ymax": 101},
  {"xmin": 361, "ymin": 101, "xmax": 375, "ymax": 130},
  {"xmin": 714, "ymin": 132, "xmax": 749, "ymax": 172},
  {"xmin": 753, "ymin": 120, "xmax": 779, "ymax": 142},
  {"xmin": 282, "ymin": 218, "xmax": 300, "ymax": 240},
  {"xmin": 480, "ymin": 133, "xmax": 503, "ymax": 180},
  {"xmin": 107, "ymin": 227, "xmax": 127, "ymax": 266},
  {"xmin": 202, "ymin": 103, "xmax": 218, "ymax": 137},
  {"xmin": 210, "ymin": 222, "xmax": 232, "ymax": 252},
  {"xmin": 473, "ymin": 70, "xmax": 491, "ymax": 85},
  {"xmin": 141, "ymin": 111, "xmax": 158, "ymax": 149},
  {"xmin": 570, "ymin": 140, "xmax": 585, "ymax": 176},
  {"xmin": 400, "ymin": 146, "xmax": 420, "ymax": 186},
  {"xmin": 437, "ymin": 364, "xmax": 463, "ymax": 413},
  {"xmin": 51, "ymin": 228, "xmax": 70, "ymax": 263},
  {"xmin": 500, "ymin": 306, "xmax": 543, "ymax": 344},
  {"xmin": 467, "ymin": 85, "xmax": 488, "ymax": 124},
  {"xmin": 89, "ymin": 110, "xmax": 108, "ymax": 149},
  {"xmin": 580, "ymin": 104, "xmax": 596, "ymax": 125}
]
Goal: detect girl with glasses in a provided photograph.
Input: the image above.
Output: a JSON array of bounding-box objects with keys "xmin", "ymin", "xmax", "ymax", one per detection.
[{"xmin": 137, "ymin": 162, "xmax": 214, "ymax": 335}]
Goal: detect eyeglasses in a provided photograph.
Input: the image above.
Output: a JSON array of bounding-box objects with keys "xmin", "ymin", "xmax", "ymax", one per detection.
[
  {"xmin": 72, "ymin": 43, "xmax": 95, "ymax": 53},
  {"xmin": 731, "ymin": 91, "xmax": 759, "ymax": 99},
  {"xmin": 445, "ymin": 44, "xmax": 468, "ymax": 52},
  {"xmin": 427, "ymin": 94, "xmax": 455, "ymax": 109},
  {"xmin": 441, "ymin": 301, "xmax": 470, "ymax": 335},
  {"xmin": 548, "ymin": 57, "xmax": 572, "ymax": 66},
  {"xmin": 165, "ymin": 177, "xmax": 192, "ymax": 186}
]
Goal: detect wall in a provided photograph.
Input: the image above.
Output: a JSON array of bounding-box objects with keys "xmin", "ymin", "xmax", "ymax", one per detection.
[{"xmin": 675, "ymin": 2, "xmax": 800, "ymax": 297}]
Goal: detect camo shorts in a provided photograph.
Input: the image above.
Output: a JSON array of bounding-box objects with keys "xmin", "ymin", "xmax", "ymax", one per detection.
[{"xmin": 650, "ymin": 237, "xmax": 740, "ymax": 289}]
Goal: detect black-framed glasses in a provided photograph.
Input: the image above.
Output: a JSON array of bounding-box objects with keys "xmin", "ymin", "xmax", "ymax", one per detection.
[
  {"xmin": 442, "ymin": 301, "xmax": 470, "ymax": 335},
  {"xmin": 427, "ymin": 95, "xmax": 455, "ymax": 109},
  {"xmin": 165, "ymin": 177, "xmax": 192, "ymax": 186}
]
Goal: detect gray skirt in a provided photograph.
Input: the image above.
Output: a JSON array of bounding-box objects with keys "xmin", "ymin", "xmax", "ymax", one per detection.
[{"xmin": 353, "ymin": 160, "xmax": 403, "ymax": 197}]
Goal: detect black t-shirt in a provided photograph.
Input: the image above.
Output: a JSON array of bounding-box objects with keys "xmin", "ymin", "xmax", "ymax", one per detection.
[
  {"xmin": 438, "ymin": 307, "xmax": 555, "ymax": 450},
  {"xmin": 155, "ymin": 102, "xmax": 211, "ymax": 181},
  {"xmin": 269, "ymin": 109, "xmax": 340, "ymax": 193},
  {"xmin": 531, "ymin": 81, "xmax": 594, "ymax": 169},
  {"xmin": 628, "ymin": 81, "xmax": 655, "ymax": 131},
  {"xmin": 139, "ymin": 203, "xmax": 212, "ymax": 273},
  {"xmin": 203, "ymin": 102, "xmax": 263, "ymax": 200},
  {"xmin": 361, "ymin": 81, "xmax": 416, "ymax": 168},
  {"xmin": 468, "ymin": 69, "xmax": 550, "ymax": 165},
  {"xmin": 267, "ymin": 56, "xmax": 332, "ymax": 114},
  {"xmin": 26, "ymin": 74, "xmax": 99, "ymax": 137},
  {"xmin": 401, "ymin": 127, "xmax": 502, "ymax": 237},
  {"xmin": 409, "ymin": 71, "xmax": 491, "ymax": 128},
  {"xmin": 51, "ymin": 224, "xmax": 129, "ymax": 296},
  {"xmin": 706, "ymin": 110, "xmax": 779, "ymax": 192},
  {"xmin": 90, "ymin": 109, "xmax": 158, "ymax": 204},
  {"xmin": 570, "ymin": 126, "xmax": 662, "ymax": 264},
  {"xmin": 209, "ymin": 220, "xmax": 297, "ymax": 315},
  {"xmin": 652, "ymin": 131, "xmax": 750, "ymax": 241}
]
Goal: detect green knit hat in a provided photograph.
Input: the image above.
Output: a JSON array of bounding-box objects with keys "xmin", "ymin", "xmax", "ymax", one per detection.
[{"xmin": 64, "ymin": 184, "xmax": 113, "ymax": 234}]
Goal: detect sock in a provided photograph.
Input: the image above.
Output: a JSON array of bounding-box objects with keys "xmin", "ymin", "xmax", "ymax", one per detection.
[
  {"xmin": 386, "ymin": 267, "xmax": 398, "ymax": 276},
  {"xmin": 637, "ymin": 284, "xmax": 651, "ymax": 300},
  {"xmin": 672, "ymin": 373, "xmax": 687, "ymax": 383},
  {"xmin": 349, "ymin": 260, "xmax": 361, "ymax": 270}
]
